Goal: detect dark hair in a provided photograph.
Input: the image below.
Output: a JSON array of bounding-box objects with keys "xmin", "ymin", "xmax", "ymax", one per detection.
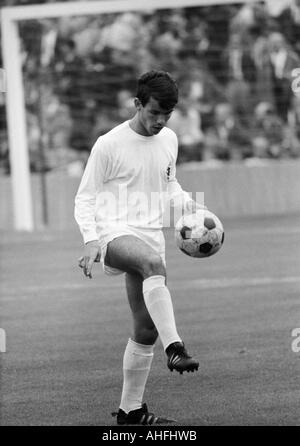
[{"xmin": 136, "ymin": 70, "xmax": 178, "ymax": 110}]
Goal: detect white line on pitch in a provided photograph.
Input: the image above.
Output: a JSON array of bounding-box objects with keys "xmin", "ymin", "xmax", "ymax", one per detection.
[
  {"xmin": 1, "ymin": 225, "xmax": 300, "ymax": 246},
  {"xmin": 173, "ymin": 276, "xmax": 300, "ymax": 290},
  {"xmin": 226, "ymin": 227, "xmax": 300, "ymax": 236},
  {"xmin": 1, "ymin": 276, "xmax": 300, "ymax": 300}
]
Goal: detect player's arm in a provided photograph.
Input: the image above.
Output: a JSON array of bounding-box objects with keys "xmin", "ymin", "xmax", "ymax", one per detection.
[
  {"xmin": 167, "ymin": 135, "xmax": 206, "ymax": 214},
  {"xmin": 167, "ymin": 178, "xmax": 206, "ymax": 213},
  {"xmin": 74, "ymin": 140, "xmax": 107, "ymax": 278}
]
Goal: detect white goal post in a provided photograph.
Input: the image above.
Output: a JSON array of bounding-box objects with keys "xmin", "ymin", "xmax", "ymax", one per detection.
[{"xmin": 1, "ymin": 0, "xmax": 257, "ymax": 231}]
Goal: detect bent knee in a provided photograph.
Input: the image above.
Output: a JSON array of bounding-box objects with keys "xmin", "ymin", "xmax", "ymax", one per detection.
[
  {"xmin": 134, "ymin": 325, "xmax": 158, "ymax": 345},
  {"xmin": 143, "ymin": 254, "xmax": 166, "ymax": 279}
]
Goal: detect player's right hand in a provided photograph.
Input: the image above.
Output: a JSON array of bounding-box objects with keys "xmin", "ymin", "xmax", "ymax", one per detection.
[{"xmin": 78, "ymin": 240, "xmax": 100, "ymax": 279}]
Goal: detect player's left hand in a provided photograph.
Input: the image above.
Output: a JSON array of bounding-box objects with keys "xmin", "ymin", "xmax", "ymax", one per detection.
[
  {"xmin": 78, "ymin": 254, "xmax": 100, "ymax": 268},
  {"xmin": 78, "ymin": 241, "xmax": 101, "ymax": 279}
]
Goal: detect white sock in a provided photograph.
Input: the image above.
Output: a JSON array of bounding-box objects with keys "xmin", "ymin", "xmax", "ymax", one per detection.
[
  {"xmin": 143, "ymin": 275, "xmax": 182, "ymax": 351},
  {"xmin": 120, "ymin": 338, "xmax": 154, "ymax": 414}
]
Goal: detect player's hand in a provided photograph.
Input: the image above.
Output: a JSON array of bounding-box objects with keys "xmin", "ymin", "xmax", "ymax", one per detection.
[{"xmin": 78, "ymin": 240, "xmax": 100, "ymax": 279}]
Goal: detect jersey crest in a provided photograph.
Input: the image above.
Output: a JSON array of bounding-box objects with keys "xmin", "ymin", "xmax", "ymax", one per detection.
[{"xmin": 165, "ymin": 163, "xmax": 172, "ymax": 182}]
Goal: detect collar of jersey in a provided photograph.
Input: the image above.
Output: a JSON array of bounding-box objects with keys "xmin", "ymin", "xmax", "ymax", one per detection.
[{"xmin": 126, "ymin": 120, "xmax": 160, "ymax": 141}]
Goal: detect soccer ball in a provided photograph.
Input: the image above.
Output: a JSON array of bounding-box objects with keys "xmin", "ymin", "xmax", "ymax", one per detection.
[{"xmin": 175, "ymin": 209, "xmax": 224, "ymax": 258}]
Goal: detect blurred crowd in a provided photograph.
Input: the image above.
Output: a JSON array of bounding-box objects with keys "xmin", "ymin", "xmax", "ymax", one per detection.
[{"xmin": 1, "ymin": 0, "xmax": 300, "ymax": 173}]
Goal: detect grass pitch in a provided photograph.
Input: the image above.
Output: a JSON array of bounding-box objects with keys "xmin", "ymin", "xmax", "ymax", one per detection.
[{"xmin": 0, "ymin": 214, "xmax": 300, "ymax": 426}]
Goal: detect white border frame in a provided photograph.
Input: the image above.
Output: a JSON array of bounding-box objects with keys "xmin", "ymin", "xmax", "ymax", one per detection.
[{"xmin": 1, "ymin": 0, "xmax": 254, "ymax": 230}]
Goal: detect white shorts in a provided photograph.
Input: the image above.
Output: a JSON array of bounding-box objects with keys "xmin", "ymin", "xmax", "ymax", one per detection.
[{"xmin": 98, "ymin": 226, "xmax": 166, "ymax": 276}]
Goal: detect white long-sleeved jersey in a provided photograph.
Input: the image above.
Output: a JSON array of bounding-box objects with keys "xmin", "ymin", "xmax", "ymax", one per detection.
[{"xmin": 74, "ymin": 120, "xmax": 191, "ymax": 244}]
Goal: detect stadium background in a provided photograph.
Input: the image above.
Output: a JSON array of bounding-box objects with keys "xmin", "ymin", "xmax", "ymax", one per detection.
[
  {"xmin": 0, "ymin": 0, "xmax": 300, "ymax": 427},
  {"xmin": 1, "ymin": 0, "xmax": 300, "ymax": 227}
]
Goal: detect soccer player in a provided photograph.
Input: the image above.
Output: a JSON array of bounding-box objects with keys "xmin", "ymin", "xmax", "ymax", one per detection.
[{"xmin": 75, "ymin": 70, "xmax": 202, "ymax": 425}]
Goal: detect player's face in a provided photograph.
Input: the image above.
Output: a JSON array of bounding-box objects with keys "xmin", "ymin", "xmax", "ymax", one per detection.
[{"xmin": 136, "ymin": 97, "xmax": 174, "ymax": 136}]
